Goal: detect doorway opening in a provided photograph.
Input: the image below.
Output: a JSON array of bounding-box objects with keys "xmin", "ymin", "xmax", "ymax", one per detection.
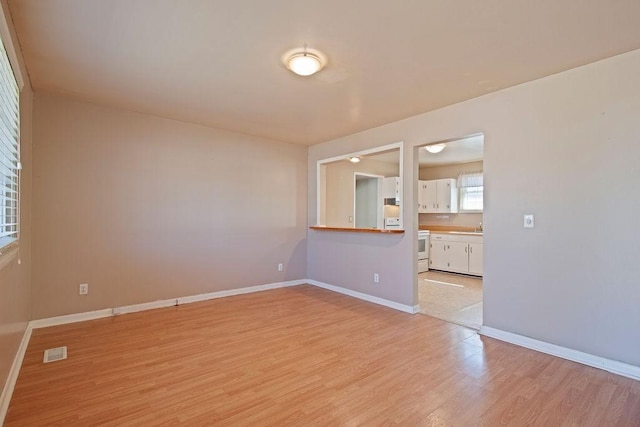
[
  {"xmin": 416, "ymin": 134, "xmax": 484, "ymax": 330},
  {"xmin": 354, "ymin": 173, "xmax": 383, "ymax": 229}
]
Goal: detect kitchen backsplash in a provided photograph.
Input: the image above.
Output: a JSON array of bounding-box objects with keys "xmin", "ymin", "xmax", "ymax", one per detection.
[{"xmin": 384, "ymin": 204, "xmax": 400, "ymax": 218}]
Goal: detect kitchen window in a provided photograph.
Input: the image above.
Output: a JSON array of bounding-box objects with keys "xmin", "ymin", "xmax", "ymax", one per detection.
[
  {"xmin": 458, "ymin": 171, "xmax": 483, "ymax": 212},
  {"xmin": 0, "ymin": 32, "xmax": 20, "ymax": 250}
]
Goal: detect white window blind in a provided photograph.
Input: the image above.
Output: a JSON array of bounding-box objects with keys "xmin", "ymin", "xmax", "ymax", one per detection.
[
  {"xmin": 457, "ymin": 171, "xmax": 483, "ymax": 211},
  {"xmin": 0, "ymin": 33, "xmax": 19, "ymax": 244}
]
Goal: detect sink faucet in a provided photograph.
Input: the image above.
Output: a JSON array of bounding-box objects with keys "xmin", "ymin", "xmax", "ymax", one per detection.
[{"xmin": 476, "ymin": 222, "xmax": 483, "ymax": 232}]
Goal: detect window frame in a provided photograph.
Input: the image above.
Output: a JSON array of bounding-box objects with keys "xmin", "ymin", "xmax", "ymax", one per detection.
[
  {"xmin": 457, "ymin": 171, "xmax": 483, "ymax": 213},
  {"xmin": 0, "ymin": 26, "xmax": 20, "ymax": 252}
]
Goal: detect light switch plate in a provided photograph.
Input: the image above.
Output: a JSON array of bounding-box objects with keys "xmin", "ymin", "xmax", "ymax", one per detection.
[{"xmin": 524, "ymin": 214, "xmax": 534, "ymax": 228}]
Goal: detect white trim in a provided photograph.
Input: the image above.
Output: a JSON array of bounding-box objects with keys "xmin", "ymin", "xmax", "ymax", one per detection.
[
  {"xmin": 307, "ymin": 280, "xmax": 417, "ymax": 314},
  {"xmin": 0, "ymin": 3, "xmax": 25, "ymax": 90},
  {"xmin": 176, "ymin": 280, "xmax": 304, "ymax": 305},
  {"xmin": 29, "ymin": 279, "xmax": 413, "ymax": 329},
  {"xmin": 31, "ymin": 279, "xmax": 307, "ymax": 328},
  {"xmin": 0, "ymin": 323, "xmax": 32, "ymax": 425},
  {"xmin": 315, "ymin": 141, "xmax": 404, "ymax": 227},
  {"xmin": 480, "ymin": 326, "xmax": 640, "ymax": 381},
  {"xmin": 29, "ymin": 309, "xmax": 113, "ymax": 329}
]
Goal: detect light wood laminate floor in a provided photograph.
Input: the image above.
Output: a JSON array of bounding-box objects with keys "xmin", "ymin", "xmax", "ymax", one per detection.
[{"xmin": 6, "ymin": 285, "xmax": 640, "ymax": 426}]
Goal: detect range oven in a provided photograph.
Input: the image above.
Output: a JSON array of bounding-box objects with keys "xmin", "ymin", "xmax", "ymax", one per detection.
[{"xmin": 418, "ymin": 230, "xmax": 430, "ymax": 273}]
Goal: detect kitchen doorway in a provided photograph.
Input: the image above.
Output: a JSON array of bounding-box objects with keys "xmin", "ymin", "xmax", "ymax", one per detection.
[{"xmin": 416, "ymin": 134, "xmax": 484, "ymax": 330}]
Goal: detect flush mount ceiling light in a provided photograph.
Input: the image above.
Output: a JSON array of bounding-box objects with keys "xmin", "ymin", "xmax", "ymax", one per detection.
[
  {"xmin": 425, "ymin": 143, "xmax": 446, "ymax": 154},
  {"xmin": 284, "ymin": 47, "xmax": 326, "ymax": 76},
  {"xmin": 349, "ymin": 156, "xmax": 361, "ymax": 163}
]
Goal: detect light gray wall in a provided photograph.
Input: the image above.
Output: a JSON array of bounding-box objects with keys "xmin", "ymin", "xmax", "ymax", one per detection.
[
  {"xmin": 308, "ymin": 49, "xmax": 640, "ymax": 367},
  {"xmin": 31, "ymin": 93, "xmax": 308, "ymax": 319}
]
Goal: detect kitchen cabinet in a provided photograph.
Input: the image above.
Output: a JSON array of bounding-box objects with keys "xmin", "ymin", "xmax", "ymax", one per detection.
[
  {"xmin": 418, "ymin": 178, "xmax": 458, "ymax": 213},
  {"xmin": 383, "ymin": 177, "xmax": 400, "ymax": 201},
  {"xmin": 468, "ymin": 243, "xmax": 483, "ymax": 275},
  {"xmin": 417, "ymin": 180, "xmax": 433, "ymax": 213},
  {"xmin": 429, "ymin": 233, "xmax": 483, "ymax": 276},
  {"xmin": 430, "ymin": 238, "xmax": 447, "ymax": 270}
]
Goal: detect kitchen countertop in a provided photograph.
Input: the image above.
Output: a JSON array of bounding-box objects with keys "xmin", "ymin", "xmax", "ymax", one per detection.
[
  {"xmin": 419, "ymin": 225, "xmax": 483, "ymax": 236},
  {"xmin": 310, "ymin": 226, "xmax": 404, "ymax": 234}
]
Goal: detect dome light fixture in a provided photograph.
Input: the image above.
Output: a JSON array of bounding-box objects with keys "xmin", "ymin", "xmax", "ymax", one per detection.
[
  {"xmin": 349, "ymin": 156, "xmax": 361, "ymax": 163},
  {"xmin": 284, "ymin": 47, "xmax": 325, "ymax": 76},
  {"xmin": 425, "ymin": 143, "xmax": 446, "ymax": 154}
]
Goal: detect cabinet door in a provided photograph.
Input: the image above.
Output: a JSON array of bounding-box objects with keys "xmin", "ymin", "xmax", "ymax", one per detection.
[
  {"xmin": 468, "ymin": 243, "xmax": 483, "ymax": 276},
  {"xmin": 418, "ymin": 181, "xmax": 428, "ymax": 213},
  {"xmin": 429, "ymin": 240, "xmax": 448, "ymax": 270},
  {"xmin": 425, "ymin": 181, "xmax": 438, "ymax": 213},
  {"xmin": 436, "ymin": 179, "xmax": 456, "ymax": 213},
  {"xmin": 447, "ymin": 242, "xmax": 470, "ymax": 273},
  {"xmin": 383, "ymin": 177, "xmax": 397, "ymax": 199}
]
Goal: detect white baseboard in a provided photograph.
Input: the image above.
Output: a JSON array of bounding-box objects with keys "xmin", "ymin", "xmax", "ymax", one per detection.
[
  {"xmin": 0, "ymin": 323, "xmax": 32, "ymax": 425},
  {"xmin": 307, "ymin": 280, "xmax": 417, "ymax": 314},
  {"xmin": 480, "ymin": 326, "xmax": 640, "ymax": 381},
  {"xmin": 30, "ymin": 279, "xmax": 307, "ymax": 329},
  {"xmin": 29, "ymin": 309, "xmax": 113, "ymax": 329},
  {"xmin": 176, "ymin": 280, "xmax": 304, "ymax": 306},
  {"xmin": 28, "ymin": 279, "xmax": 414, "ymax": 331}
]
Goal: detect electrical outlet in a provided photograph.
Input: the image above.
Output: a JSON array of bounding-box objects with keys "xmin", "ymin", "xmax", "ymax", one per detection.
[
  {"xmin": 278, "ymin": 263, "xmax": 283, "ymax": 271},
  {"xmin": 373, "ymin": 273, "xmax": 380, "ymax": 283},
  {"xmin": 79, "ymin": 283, "xmax": 88, "ymax": 295},
  {"xmin": 524, "ymin": 214, "xmax": 535, "ymax": 228},
  {"xmin": 348, "ymin": 216, "xmax": 353, "ymax": 223}
]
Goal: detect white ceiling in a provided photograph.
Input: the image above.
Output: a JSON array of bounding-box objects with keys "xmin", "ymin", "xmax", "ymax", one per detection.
[
  {"xmin": 9, "ymin": 0, "xmax": 640, "ymax": 145},
  {"xmin": 420, "ymin": 134, "xmax": 484, "ymax": 166},
  {"xmin": 365, "ymin": 134, "xmax": 483, "ymax": 167}
]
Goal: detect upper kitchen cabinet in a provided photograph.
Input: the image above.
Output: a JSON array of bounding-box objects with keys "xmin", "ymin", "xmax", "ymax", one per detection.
[
  {"xmin": 418, "ymin": 178, "xmax": 458, "ymax": 213},
  {"xmin": 383, "ymin": 176, "xmax": 400, "ymax": 201}
]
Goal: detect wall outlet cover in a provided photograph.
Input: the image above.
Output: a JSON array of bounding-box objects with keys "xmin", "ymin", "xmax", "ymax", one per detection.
[{"xmin": 524, "ymin": 214, "xmax": 535, "ymax": 228}]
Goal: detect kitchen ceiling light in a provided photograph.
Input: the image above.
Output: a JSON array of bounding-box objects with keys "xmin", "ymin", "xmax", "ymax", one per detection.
[
  {"xmin": 349, "ymin": 156, "xmax": 361, "ymax": 163},
  {"xmin": 425, "ymin": 143, "xmax": 446, "ymax": 154},
  {"xmin": 285, "ymin": 50, "xmax": 324, "ymax": 76}
]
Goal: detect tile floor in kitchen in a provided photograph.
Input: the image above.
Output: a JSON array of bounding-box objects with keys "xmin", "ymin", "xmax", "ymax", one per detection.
[{"xmin": 418, "ymin": 270, "xmax": 482, "ymax": 330}]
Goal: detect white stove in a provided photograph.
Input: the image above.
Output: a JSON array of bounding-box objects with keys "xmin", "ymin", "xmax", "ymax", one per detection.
[
  {"xmin": 384, "ymin": 217, "xmax": 401, "ymax": 230},
  {"xmin": 418, "ymin": 230, "xmax": 430, "ymax": 273}
]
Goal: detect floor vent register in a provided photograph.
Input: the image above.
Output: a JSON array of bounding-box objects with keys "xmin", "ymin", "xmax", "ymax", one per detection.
[{"xmin": 43, "ymin": 346, "xmax": 68, "ymax": 363}]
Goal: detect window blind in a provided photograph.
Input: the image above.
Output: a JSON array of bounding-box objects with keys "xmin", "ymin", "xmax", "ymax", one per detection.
[
  {"xmin": 0, "ymin": 33, "xmax": 19, "ymax": 242},
  {"xmin": 458, "ymin": 171, "xmax": 483, "ymax": 211}
]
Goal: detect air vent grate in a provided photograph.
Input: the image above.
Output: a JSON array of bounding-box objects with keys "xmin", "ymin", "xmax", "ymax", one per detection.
[{"xmin": 43, "ymin": 346, "xmax": 68, "ymax": 363}]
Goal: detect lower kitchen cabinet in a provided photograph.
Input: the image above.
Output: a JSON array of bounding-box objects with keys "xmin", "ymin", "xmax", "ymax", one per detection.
[
  {"xmin": 429, "ymin": 233, "xmax": 483, "ymax": 276},
  {"xmin": 468, "ymin": 243, "xmax": 483, "ymax": 275}
]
